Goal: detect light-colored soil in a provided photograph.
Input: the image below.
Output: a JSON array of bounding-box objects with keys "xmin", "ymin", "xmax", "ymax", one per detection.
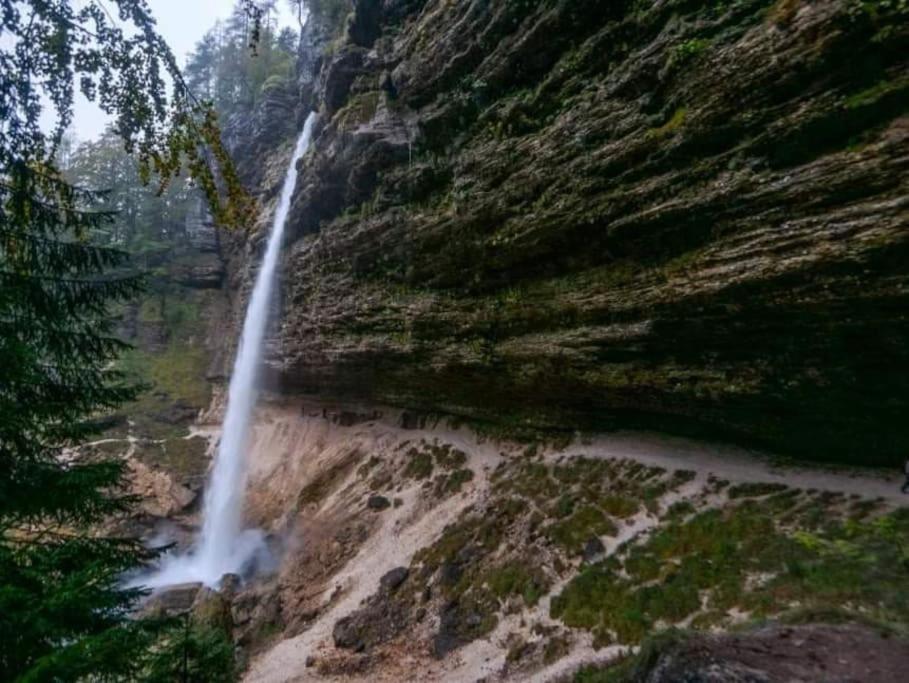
[{"xmin": 195, "ymin": 398, "xmax": 907, "ymax": 683}]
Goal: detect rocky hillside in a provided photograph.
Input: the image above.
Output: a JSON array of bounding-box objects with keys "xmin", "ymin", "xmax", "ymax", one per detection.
[
  {"xmin": 243, "ymin": 0, "xmax": 909, "ymax": 467},
  {"xmin": 207, "ymin": 401, "xmax": 909, "ymax": 683}
]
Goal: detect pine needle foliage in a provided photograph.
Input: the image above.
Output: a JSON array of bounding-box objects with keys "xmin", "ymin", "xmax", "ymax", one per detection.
[
  {"xmin": 142, "ymin": 615, "xmax": 236, "ymax": 683},
  {"xmin": 0, "ymin": 157, "xmax": 156, "ymax": 681},
  {"xmin": 0, "ymin": 0, "xmax": 259, "ymax": 679}
]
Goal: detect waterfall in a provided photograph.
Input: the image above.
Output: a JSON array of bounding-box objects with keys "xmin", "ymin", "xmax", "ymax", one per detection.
[{"xmin": 139, "ymin": 112, "xmax": 318, "ymax": 589}]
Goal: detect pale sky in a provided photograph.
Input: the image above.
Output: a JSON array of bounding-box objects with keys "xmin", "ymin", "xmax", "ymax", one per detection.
[{"xmin": 70, "ymin": 0, "xmax": 298, "ymax": 140}]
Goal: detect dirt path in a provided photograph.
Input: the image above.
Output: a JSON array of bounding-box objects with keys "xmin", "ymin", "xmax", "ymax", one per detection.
[{"xmin": 566, "ymin": 430, "xmax": 906, "ymax": 503}]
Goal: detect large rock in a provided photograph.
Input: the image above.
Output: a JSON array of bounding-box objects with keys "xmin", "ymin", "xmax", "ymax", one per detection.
[
  {"xmin": 367, "ymin": 495, "xmax": 391, "ymax": 511},
  {"xmin": 379, "ymin": 567, "xmax": 409, "ymax": 592},
  {"xmin": 332, "ymin": 590, "xmax": 410, "ymax": 652},
  {"xmin": 127, "ymin": 460, "xmax": 197, "ymax": 518},
  {"xmin": 321, "ymin": 46, "xmax": 367, "ymax": 115},
  {"xmin": 632, "ymin": 624, "xmax": 909, "ymax": 683},
  {"xmin": 145, "ymin": 582, "xmax": 203, "ymax": 614},
  {"xmin": 231, "ymin": 582, "xmax": 284, "ymax": 647},
  {"xmin": 267, "ymin": 0, "xmax": 909, "ymax": 467}
]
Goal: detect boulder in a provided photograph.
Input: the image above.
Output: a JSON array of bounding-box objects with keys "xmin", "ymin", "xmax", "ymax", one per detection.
[
  {"xmin": 582, "ymin": 536, "xmax": 606, "ymax": 563},
  {"xmin": 145, "ymin": 582, "xmax": 203, "ymax": 614},
  {"xmin": 630, "ymin": 624, "xmax": 909, "ymax": 683},
  {"xmin": 322, "ymin": 46, "xmax": 366, "ymax": 114},
  {"xmin": 332, "ymin": 595, "xmax": 409, "ymax": 652},
  {"xmin": 379, "ymin": 567, "xmax": 409, "ymax": 592},
  {"xmin": 332, "ymin": 615, "xmax": 366, "ymax": 652},
  {"xmin": 367, "ymin": 495, "xmax": 391, "ymax": 511}
]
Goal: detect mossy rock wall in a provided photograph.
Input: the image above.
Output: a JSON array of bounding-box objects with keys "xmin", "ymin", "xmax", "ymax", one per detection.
[{"xmin": 273, "ymin": 0, "xmax": 909, "ymax": 466}]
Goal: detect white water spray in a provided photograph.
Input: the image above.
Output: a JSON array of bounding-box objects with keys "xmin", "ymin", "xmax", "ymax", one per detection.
[{"xmin": 139, "ymin": 112, "xmax": 318, "ymax": 589}]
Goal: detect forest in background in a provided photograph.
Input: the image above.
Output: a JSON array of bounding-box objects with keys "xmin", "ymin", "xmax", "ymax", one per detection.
[
  {"xmin": 0, "ymin": 0, "xmax": 294, "ymax": 679},
  {"xmin": 60, "ymin": 0, "xmax": 299, "ymax": 256}
]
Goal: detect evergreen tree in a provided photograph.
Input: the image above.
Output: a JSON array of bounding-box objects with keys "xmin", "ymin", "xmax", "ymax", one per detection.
[
  {"xmin": 142, "ymin": 615, "xmax": 236, "ymax": 683},
  {"xmin": 0, "ymin": 162, "xmax": 152, "ymax": 679},
  {"xmin": 0, "ymin": 0, "xmax": 254, "ymax": 679},
  {"xmin": 62, "ymin": 129, "xmax": 197, "ymax": 254},
  {"xmin": 186, "ymin": 1, "xmax": 298, "ymax": 122}
]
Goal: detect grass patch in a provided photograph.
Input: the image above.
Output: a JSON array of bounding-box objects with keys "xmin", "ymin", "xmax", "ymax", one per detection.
[
  {"xmin": 647, "ymin": 107, "xmax": 687, "ymax": 139},
  {"xmin": 431, "ymin": 443, "xmax": 469, "ymax": 470},
  {"xmin": 336, "ymin": 91, "xmax": 381, "ymax": 127},
  {"xmin": 546, "ymin": 505, "xmax": 618, "ymax": 555},
  {"xmin": 728, "ymin": 482, "xmax": 789, "ymax": 499},
  {"xmin": 670, "ymin": 38, "xmax": 709, "ymax": 66},
  {"xmin": 148, "ymin": 344, "xmax": 210, "ymax": 407},
  {"xmin": 843, "ymin": 77, "xmax": 909, "ymax": 109},
  {"xmin": 357, "ymin": 455, "xmax": 381, "ymax": 478},
  {"xmin": 485, "ymin": 561, "xmax": 549, "ymax": 607},
  {"xmin": 402, "ymin": 441, "xmax": 468, "ymax": 482},
  {"xmin": 572, "ymin": 629, "xmax": 689, "ymax": 682},
  {"xmin": 600, "ymin": 494, "xmax": 640, "ymax": 518},
  {"xmin": 434, "ymin": 467, "xmax": 475, "ymax": 496},
  {"xmin": 552, "ymin": 498, "xmax": 909, "ymax": 646},
  {"xmin": 665, "ymin": 500, "xmax": 696, "ymax": 520},
  {"xmin": 121, "ymin": 342, "xmax": 210, "ymax": 409},
  {"xmin": 157, "ymin": 436, "xmax": 209, "ymax": 479},
  {"xmin": 543, "ymin": 633, "xmax": 571, "ymax": 665},
  {"xmin": 403, "ymin": 448, "xmax": 434, "ymax": 480}
]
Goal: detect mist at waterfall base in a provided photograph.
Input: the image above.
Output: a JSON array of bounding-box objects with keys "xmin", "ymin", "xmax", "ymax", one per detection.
[{"xmin": 133, "ymin": 113, "xmax": 318, "ymax": 590}]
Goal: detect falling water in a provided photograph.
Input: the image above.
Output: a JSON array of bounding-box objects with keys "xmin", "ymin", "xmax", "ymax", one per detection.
[{"xmin": 139, "ymin": 112, "xmax": 318, "ymax": 589}]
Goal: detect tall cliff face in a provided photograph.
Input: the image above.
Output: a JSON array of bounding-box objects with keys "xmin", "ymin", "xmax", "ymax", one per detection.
[{"xmin": 260, "ymin": 0, "xmax": 908, "ymax": 466}]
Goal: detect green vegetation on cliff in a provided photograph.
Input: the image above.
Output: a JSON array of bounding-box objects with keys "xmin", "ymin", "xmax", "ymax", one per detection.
[{"xmin": 553, "ymin": 495, "xmax": 909, "ymax": 645}]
